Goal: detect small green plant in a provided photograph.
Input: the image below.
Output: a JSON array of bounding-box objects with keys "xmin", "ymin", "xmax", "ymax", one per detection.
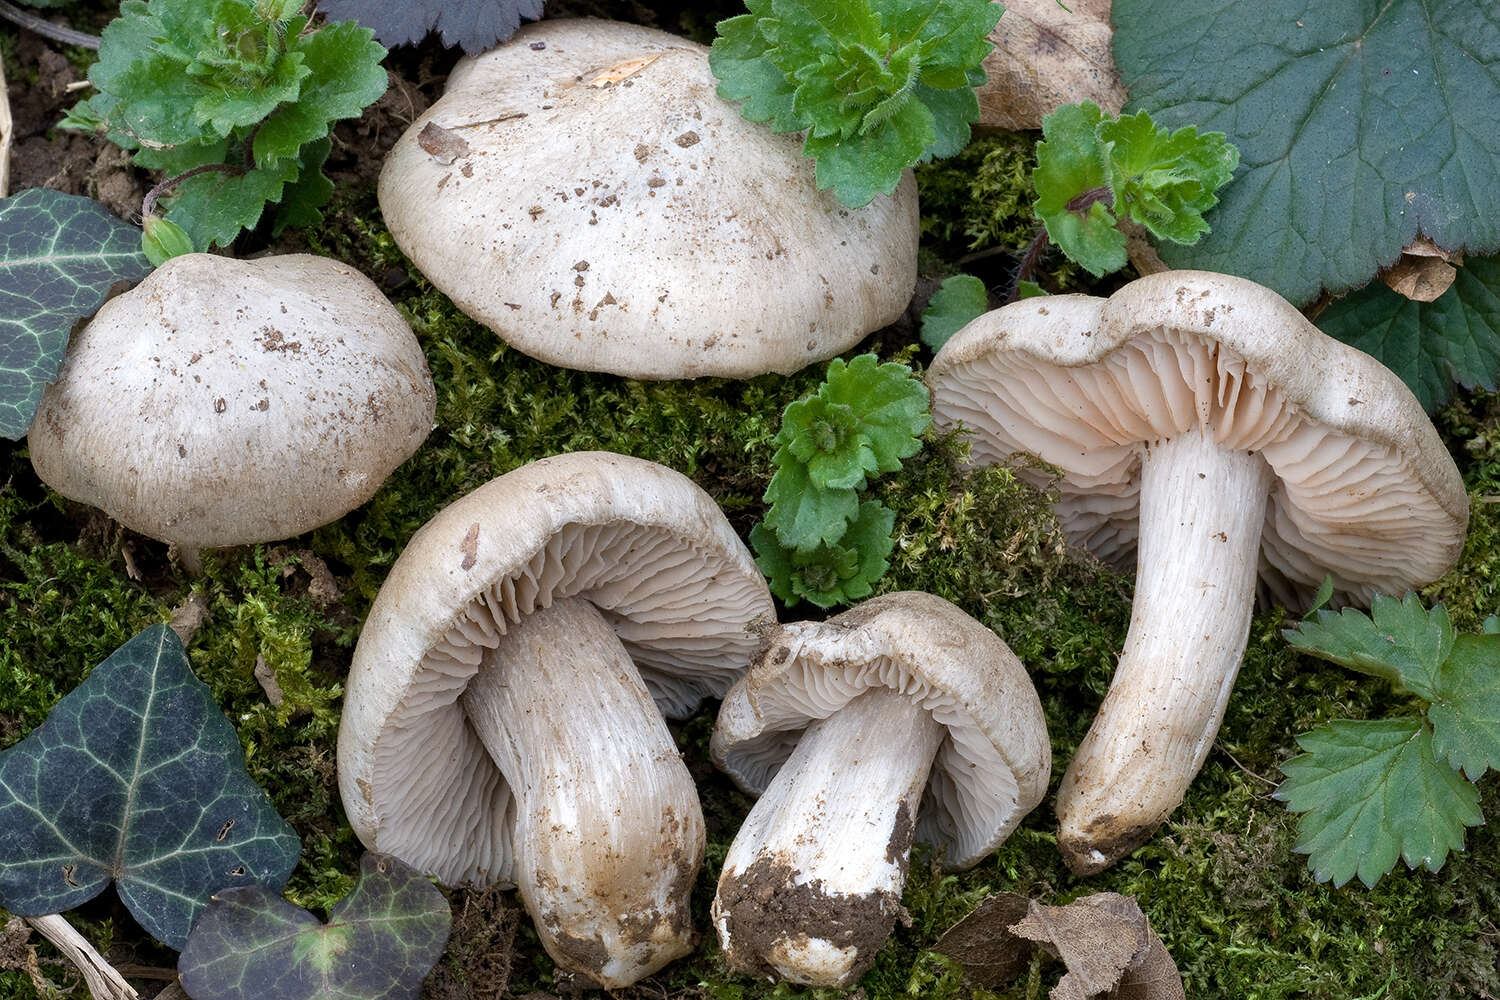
[
  {"xmin": 1276, "ymin": 592, "xmax": 1500, "ymax": 888},
  {"xmin": 710, "ymin": 0, "xmax": 1003, "ymax": 208},
  {"xmin": 920, "ymin": 274, "xmax": 990, "ymax": 352},
  {"xmin": 63, "ymin": 0, "xmax": 389, "ymax": 263},
  {"xmin": 750, "ymin": 354, "xmax": 929, "ymax": 608},
  {"xmin": 1032, "ymin": 101, "xmax": 1239, "ymax": 277}
]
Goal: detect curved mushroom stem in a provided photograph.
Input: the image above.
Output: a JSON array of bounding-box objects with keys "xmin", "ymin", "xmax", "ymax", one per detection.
[
  {"xmin": 712, "ymin": 687, "xmax": 945, "ymax": 986},
  {"xmin": 460, "ymin": 597, "xmax": 704, "ymax": 988},
  {"xmin": 1057, "ymin": 425, "xmax": 1272, "ymax": 874}
]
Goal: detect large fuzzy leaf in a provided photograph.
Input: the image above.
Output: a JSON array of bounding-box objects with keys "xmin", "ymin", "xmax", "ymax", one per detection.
[
  {"xmin": 1114, "ymin": 0, "xmax": 1500, "ymax": 306},
  {"xmin": 0, "ymin": 626, "xmax": 301, "ymax": 949},
  {"xmin": 0, "ymin": 189, "xmax": 152, "ymax": 440}
]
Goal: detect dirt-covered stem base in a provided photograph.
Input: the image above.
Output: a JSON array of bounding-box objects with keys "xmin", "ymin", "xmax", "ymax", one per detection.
[
  {"xmin": 1057, "ymin": 425, "xmax": 1273, "ymax": 873},
  {"xmin": 461, "ymin": 597, "xmax": 703, "ymax": 988},
  {"xmin": 713, "ymin": 686, "xmax": 945, "ymax": 986}
]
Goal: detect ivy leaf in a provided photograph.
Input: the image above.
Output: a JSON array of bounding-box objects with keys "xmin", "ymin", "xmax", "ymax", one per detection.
[
  {"xmin": 921, "ymin": 274, "xmax": 989, "ymax": 351},
  {"xmin": 0, "ymin": 626, "xmax": 301, "ymax": 949},
  {"xmin": 1114, "ymin": 0, "xmax": 1500, "ymax": 306},
  {"xmin": 762, "ymin": 458, "xmax": 860, "ymax": 552},
  {"xmin": 318, "ymin": 0, "xmax": 545, "ymax": 53},
  {"xmin": 178, "ymin": 853, "xmax": 451, "ymax": 1000},
  {"xmin": 0, "ymin": 189, "xmax": 152, "ymax": 440},
  {"xmin": 1282, "ymin": 592, "xmax": 1453, "ymax": 700},
  {"xmin": 1276, "ymin": 718, "xmax": 1481, "ymax": 888},
  {"xmin": 751, "ymin": 501, "xmax": 895, "ymax": 609},
  {"xmin": 1316, "ymin": 256, "xmax": 1500, "ymax": 412},
  {"xmin": 1033, "ymin": 101, "xmax": 1124, "ymax": 277},
  {"xmin": 1427, "ymin": 634, "xmax": 1500, "ymax": 781}
]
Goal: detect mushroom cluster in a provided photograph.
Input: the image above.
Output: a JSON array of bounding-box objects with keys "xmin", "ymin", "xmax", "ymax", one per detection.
[
  {"xmin": 337, "ymin": 451, "xmax": 776, "ymax": 987},
  {"xmin": 929, "ymin": 270, "xmax": 1468, "ymax": 873},
  {"xmin": 378, "ymin": 18, "xmax": 919, "ymax": 379}
]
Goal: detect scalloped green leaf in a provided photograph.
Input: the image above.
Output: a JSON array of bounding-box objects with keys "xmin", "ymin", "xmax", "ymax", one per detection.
[
  {"xmin": 1275, "ymin": 717, "xmax": 1481, "ymax": 889},
  {"xmin": 762, "ymin": 456, "xmax": 860, "ymax": 552},
  {"xmin": 921, "ymin": 274, "xmax": 989, "ymax": 350},
  {"xmin": 1428, "ymin": 634, "xmax": 1500, "ymax": 781},
  {"xmin": 752, "ymin": 500, "xmax": 895, "ymax": 608},
  {"xmin": 0, "ymin": 625, "xmax": 301, "ymax": 949},
  {"xmin": 1114, "ymin": 0, "xmax": 1500, "ymax": 306},
  {"xmin": 179, "ymin": 853, "xmax": 450, "ymax": 1000},
  {"xmin": 1282, "ymin": 592, "xmax": 1453, "ymax": 700},
  {"xmin": 1316, "ymin": 255, "xmax": 1500, "ymax": 412},
  {"xmin": 0, "ymin": 189, "xmax": 152, "ymax": 440}
]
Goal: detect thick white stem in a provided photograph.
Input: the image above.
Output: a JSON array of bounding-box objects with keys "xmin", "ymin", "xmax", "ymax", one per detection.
[
  {"xmin": 1057, "ymin": 426, "xmax": 1272, "ymax": 874},
  {"xmin": 713, "ymin": 687, "xmax": 945, "ymax": 986},
  {"xmin": 25, "ymin": 914, "xmax": 138, "ymax": 1000},
  {"xmin": 460, "ymin": 597, "xmax": 704, "ymax": 988}
]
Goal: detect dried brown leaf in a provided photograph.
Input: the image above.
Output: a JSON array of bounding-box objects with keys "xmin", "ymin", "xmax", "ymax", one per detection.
[
  {"xmin": 932, "ymin": 891, "xmax": 1032, "ymax": 989},
  {"xmin": 1380, "ymin": 236, "xmax": 1463, "ymax": 302},
  {"xmin": 417, "ymin": 122, "xmax": 472, "ymax": 165},
  {"xmin": 1012, "ymin": 893, "xmax": 1184, "ymax": 1000},
  {"xmin": 977, "ymin": 0, "xmax": 1125, "ymax": 130}
]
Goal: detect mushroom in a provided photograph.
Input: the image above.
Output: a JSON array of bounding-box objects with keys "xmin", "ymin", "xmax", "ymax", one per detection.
[
  {"xmin": 710, "ymin": 592, "xmax": 1050, "ymax": 986},
  {"xmin": 377, "ymin": 18, "xmax": 918, "ymax": 380},
  {"xmin": 336, "ymin": 451, "xmax": 775, "ymax": 987},
  {"xmin": 927, "ymin": 270, "xmax": 1468, "ymax": 874},
  {"xmin": 27, "ymin": 253, "xmax": 434, "ymax": 566}
]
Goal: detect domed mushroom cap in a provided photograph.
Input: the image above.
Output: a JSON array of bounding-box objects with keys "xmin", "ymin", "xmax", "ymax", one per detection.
[
  {"xmin": 713, "ymin": 591, "xmax": 1050, "ymax": 868},
  {"xmin": 377, "ymin": 18, "xmax": 919, "ymax": 380},
  {"xmin": 929, "ymin": 270, "xmax": 1468, "ymax": 606},
  {"xmin": 27, "ymin": 253, "xmax": 435, "ymax": 551},
  {"xmin": 338, "ymin": 451, "xmax": 776, "ymax": 885}
]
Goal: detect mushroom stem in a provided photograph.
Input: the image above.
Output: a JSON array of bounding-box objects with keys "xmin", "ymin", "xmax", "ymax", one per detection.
[
  {"xmin": 713, "ymin": 686, "xmax": 945, "ymax": 986},
  {"xmin": 460, "ymin": 596, "xmax": 704, "ymax": 988},
  {"xmin": 1057, "ymin": 425, "xmax": 1272, "ymax": 874}
]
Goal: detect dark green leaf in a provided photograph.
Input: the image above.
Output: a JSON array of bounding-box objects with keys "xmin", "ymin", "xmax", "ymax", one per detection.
[
  {"xmin": 1316, "ymin": 256, "xmax": 1500, "ymax": 412},
  {"xmin": 271, "ymin": 139, "xmax": 335, "ymax": 236},
  {"xmin": 1428, "ymin": 634, "xmax": 1500, "ymax": 781},
  {"xmin": 709, "ymin": 8, "xmax": 801, "ymax": 131},
  {"xmin": 0, "ymin": 189, "xmax": 152, "ymax": 440},
  {"xmin": 752, "ymin": 501, "xmax": 895, "ymax": 608},
  {"xmin": 160, "ymin": 160, "xmax": 302, "ymax": 252},
  {"xmin": 762, "ymin": 457, "xmax": 860, "ymax": 552},
  {"xmin": 1033, "ymin": 101, "xmax": 1124, "ymax": 277},
  {"xmin": 0, "ymin": 626, "xmax": 300, "ymax": 949},
  {"xmin": 1276, "ymin": 718, "xmax": 1481, "ymax": 888},
  {"xmin": 179, "ymin": 853, "xmax": 450, "ymax": 1000},
  {"xmin": 921, "ymin": 274, "xmax": 989, "ymax": 350},
  {"xmin": 1282, "ymin": 592, "xmax": 1452, "ymax": 700},
  {"xmin": 252, "ymin": 21, "xmax": 388, "ymax": 166},
  {"xmin": 1114, "ymin": 0, "xmax": 1500, "ymax": 306}
]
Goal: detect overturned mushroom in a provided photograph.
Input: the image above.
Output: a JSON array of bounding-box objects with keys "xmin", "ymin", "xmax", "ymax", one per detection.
[
  {"xmin": 337, "ymin": 452, "xmax": 774, "ymax": 987},
  {"xmin": 711, "ymin": 592, "xmax": 1050, "ymax": 986},
  {"xmin": 378, "ymin": 18, "xmax": 918, "ymax": 379},
  {"xmin": 928, "ymin": 270, "xmax": 1468, "ymax": 874},
  {"xmin": 27, "ymin": 253, "xmax": 434, "ymax": 565}
]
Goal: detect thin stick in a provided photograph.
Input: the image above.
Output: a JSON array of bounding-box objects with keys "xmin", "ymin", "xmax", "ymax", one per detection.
[
  {"xmin": 0, "ymin": 58, "xmax": 11, "ymax": 198},
  {"xmin": 141, "ymin": 162, "xmax": 241, "ymax": 219},
  {"xmin": 0, "ymin": 0, "xmax": 101, "ymax": 49},
  {"xmin": 25, "ymin": 914, "xmax": 139, "ymax": 1000}
]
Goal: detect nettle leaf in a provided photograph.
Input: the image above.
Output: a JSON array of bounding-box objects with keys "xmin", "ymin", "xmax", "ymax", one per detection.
[
  {"xmin": 1316, "ymin": 255, "xmax": 1500, "ymax": 412},
  {"xmin": 921, "ymin": 274, "xmax": 989, "ymax": 350},
  {"xmin": 0, "ymin": 189, "xmax": 152, "ymax": 440},
  {"xmin": 1282, "ymin": 592, "xmax": 1453, "ymax": 700},
  {"xmin": 762, "ymin": 458, "xmax": 859, "ymax": 552},
  {"xmin": 0, "ymin": 626, "xmax": 301, "ymax": 949},
  {"xmin": 752, "ymin": 501, "xmax": 895, "ymax": 609},
  {"xmin": 178, "ymin": 853, "xmax": 450, "ymax": 1000},
  {"xmin": 1276, "ymin": 717, "xmax": 1481, "ymax": 889},
  {"xmin": 1428, "ymin": 634, "xmax": 1500, "ymax": 781},
  {"xmin": 318, "ymin": 0, "xmax": 546, "ymax": 54},
  {"xmin": 1114, "ymin": 0, "xmax": 1500, "ymax": 306}
]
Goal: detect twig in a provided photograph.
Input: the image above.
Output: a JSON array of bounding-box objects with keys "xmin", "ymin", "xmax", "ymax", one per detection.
[
  {"xmin": 25, "ymin": 914, "xmax": 139, "ymax": 1000},
  {"xmin": 1005, "ymin": 228, "xmax": 1050, "ymax": 304},
  {"xmin": 0, "ymin": 57, "xmax": 10, "ymax": 198},
  {"xmin": 0, "ymin": 0, "xmax": 101, "ymax": 49},
  {"xmin": 1216, "ymin": 741, "xmax": 1279, "ymax": 789}
]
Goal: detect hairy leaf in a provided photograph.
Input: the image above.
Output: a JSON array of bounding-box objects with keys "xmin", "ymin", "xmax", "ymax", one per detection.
[
  {"xmin": 752, "ymin": 501, "xmax": 895, "ymax": 608},
  {"xmin": 0, "ymin": 626, "xmax": 301, "ymax": 949},
  {"xmin": 251, "ymin": 21, "xmax": 389, "ymax": 166},
  {"xmin": 318, "ymin": 0, "xmax": 546, "ymax": 53},
  {"xmin": 762, "ymin": 458, "xmax": 859, "ymax": 552},
  {"xmin": 1276, "ymin": 717, "xmax": 1480, "ymax": 888},
  {"xmin": 1114, "ymin": 0, "xmax": 1500, "ymax": 306},
  {"xmin": 921, "ymin": 274, "xmax": 989, "ymax": 350},
  {"xmin": 817, "ymin": 354, "xmax": 930, "ymax": 478},
  {"xmin": 0, "ymin": 189, "xmax": 152, "ymax": 440},
  {"xmin": 1032, "ymin": 101, "xmax": 1123, "ymax": 276},
  {"xmin": 178, "ymin": 853, "xmax": 450, "ymax": 1000},
  {"xmin": 1282, "ymin": 592, "xmax": 1453, "ymax": 700},
  {"xmin": 1316, "ymin": 255, "xmax": 1500, "ymax": 412},
  {"xmin": 1428, "ymin": 634, "xmax": 1500, "ymax": 781}
]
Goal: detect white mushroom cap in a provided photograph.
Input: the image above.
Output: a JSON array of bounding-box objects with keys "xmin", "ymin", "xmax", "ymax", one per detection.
[
  {"xmin": 27, "ymin": 253, "xmax": 435, "ymax": 551},
  {"xmin": 714, "ymin": 591, "xmax": 1050, "ymax": 869},
  {"xmin": 929, "ymin": 270, "xmax": 1467, "ymax": 606},
  {"xmin": 337, "ymin": 451, "xmax": 775, "ymax": 886},
  {"xmin": 377, "ymin": 18, "xmax": 919, "ymax": 380}
]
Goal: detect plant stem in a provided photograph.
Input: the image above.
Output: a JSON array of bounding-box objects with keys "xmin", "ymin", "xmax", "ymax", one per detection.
[
  {"xmin": 141, "ymin": 163, "xmax": 243, "ymax": 219},
  {"xmin": 1006, "ymin": 227, "xmax": 1050, "ymax": 303},
  {"xmin": 0, "ymin": 0, "xmax": 100, "ymax": 49}
]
